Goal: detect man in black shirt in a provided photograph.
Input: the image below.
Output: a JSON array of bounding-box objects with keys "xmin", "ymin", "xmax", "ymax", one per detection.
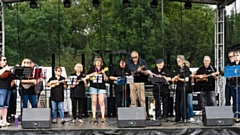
[
  {"xmin": 109, "ymin": 59, "xmax": 131, "ymax": 108},
  {"xmin": 195, "ymin": 56, "xmax": 219, "ymax": 122},
  {"xmin": 149, "ymin": 59, "xmax": 171, "ymax": 121}
]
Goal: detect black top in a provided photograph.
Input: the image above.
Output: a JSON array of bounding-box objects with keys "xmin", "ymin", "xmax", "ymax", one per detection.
[
  {"xmin": 0, "ymin": 67, "xmax": 12, "ymax": 90},
  {"xmin": 229, "ymin": 62, "xmax": 240, "ymax": 86},
  {"xmin": 175, "ymin": 66, "xmax": 190, "ymax": 91},
  {"xmin": 47, "ymin": 76, "xmax": 65, "ymax": 101},
  {"xmin": 111, "ymin": 67, "xmax": 131, "ymax": 92},
  {"xmin": 195, "ymin": 65, "xmax": 217, "ymax": 91},
  {"xmin": 126, "ymin": 58, "xmax": 149, "ymax": 76},
  {"xmin": 151, "ymin": 66, "xmax": 170, "ymax": 93},
  {"xmin": 87, "ymin": 66, "xmax": 106, "ymax": 89},
  {"xmin": 21, "ymin": 84, "xmax": 35, "ymax": 95},
  {"xmin": 70, "ymin": 73, "xmax": 86, "ymax": 98}
]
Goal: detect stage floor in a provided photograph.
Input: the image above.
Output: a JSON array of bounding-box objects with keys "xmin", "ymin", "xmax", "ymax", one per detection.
[{"xmin": 1, "ymin": 117, "xmax": 240, "ymax": 135}]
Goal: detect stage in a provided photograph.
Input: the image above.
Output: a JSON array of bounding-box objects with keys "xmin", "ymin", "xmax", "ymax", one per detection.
[{"xmin": 1, "ymin": 117, "xmax": 240, "ymax": 135}]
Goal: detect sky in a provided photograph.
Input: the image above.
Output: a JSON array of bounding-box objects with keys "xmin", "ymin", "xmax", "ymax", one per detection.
[
  {"xmin": 211, "ymin": 0, "xmax": 240, "ymax": 14},
  {"xmin": 226, "ymin": 0, "xmax": 240, "ymax": 14}
]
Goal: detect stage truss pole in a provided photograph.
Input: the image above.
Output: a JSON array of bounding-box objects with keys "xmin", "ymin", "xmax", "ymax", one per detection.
[{"xmin": 214, "ymin": 6, "xmax": 225, "ymax": 106}]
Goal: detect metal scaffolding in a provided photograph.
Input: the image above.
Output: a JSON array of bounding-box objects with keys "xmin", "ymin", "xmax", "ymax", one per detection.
[{"xmin": 214, "ymin": 7, "xmax": 226, "ymax": 106}]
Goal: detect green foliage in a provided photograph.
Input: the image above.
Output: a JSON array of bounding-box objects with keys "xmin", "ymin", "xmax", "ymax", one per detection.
[{"xmin": 4, "ymin": 0, "xmax": 218, "ymax": 75}]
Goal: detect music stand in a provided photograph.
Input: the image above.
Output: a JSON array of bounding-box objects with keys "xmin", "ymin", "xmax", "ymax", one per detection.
[
  {"xmin": 224, "ymin": 65, "xmax": 240, "ymax": 120},
  {"xmin": 148, "ymin": 76, "xmax": 169, "ymax": 125},
  {"xmin": 12, "ymin": 66, "xmax": 32, "ymax": 117}
]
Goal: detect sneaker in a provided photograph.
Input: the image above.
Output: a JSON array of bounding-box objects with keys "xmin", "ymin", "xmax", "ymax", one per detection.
[
  {"xmin": 188, "ymin": 118, "xmax": 195, "ymax": 122},
  {"xmin": 234, "ymin": 118, "xmax": 240, "ymax": 123},
  {"xmin": 52, "ymin": 119, "xmax": 57, "ymax": 124},
  {"xmin": 61, "ymin": 119, "xmax": 66, "ymax": 124},
  {"xmin": 5, "ymin": 122, "xmax": 10, "ymax": 126},
  {"xmin": 101, "ymin": 118, "xmax": 106, "ymax": 123},
  {"xmin": 78, "ymin": 119, "xmax": 84, "ymax": 123},
  {"xmin": 72, "ymin": 119, "xmax": 76, "ymax": 123}
]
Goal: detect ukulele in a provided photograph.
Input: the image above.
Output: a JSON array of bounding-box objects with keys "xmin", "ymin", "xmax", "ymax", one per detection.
[
  {"xmin": 89, "ymin": 67, "xmax": 109, "ymax": 81},
  {"xmin": 195, "ymin": 71, "xmax": 219, "ymax": 82},
  {"xmin": 49, "ymin": 79, "xmax": 67, "ymax": 88},
  {"xmin": 172, "ymin": 75, "xmax": 180, "ymax": 84},
  {"xmin": 131, "ymin": 65, "xmax": 145, "ymax": 76}
]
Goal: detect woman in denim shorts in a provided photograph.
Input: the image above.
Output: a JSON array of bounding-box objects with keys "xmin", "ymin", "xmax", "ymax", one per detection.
[
  {"xmin": 0, "ymin": 55, "xmax": 15, "ymax": 127},
  {"xmin": 87, "ymin": 57, "xmax": 108, "ymax": 123}
]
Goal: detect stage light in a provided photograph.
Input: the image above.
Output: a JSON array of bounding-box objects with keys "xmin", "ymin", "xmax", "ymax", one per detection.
[
  {"xmin": 92, "ymin": 0, "xmax": 100, "ymax": 7},
  {"xmin": 63, "ymin": 0, "xmax": 71, "ymax": 8},
  {"xmin": 150, "ymin": 0, "xmax": 158, "ymax": 8},
  {"xmin": 184, "ymin": 1, "xmax": 192, "ymax": 10},
  {"xmin": 29, "ymin": 0, "xmax": 37, "ymax": 9},
  {"xmin": 122, "ymin": 0, "xmax": 130, "ymax": 7}
]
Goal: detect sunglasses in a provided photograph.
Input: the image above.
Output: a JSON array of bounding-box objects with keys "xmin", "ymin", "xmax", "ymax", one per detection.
[
  {"xmin": 131, "ymin": 56, "xmax": 138, "ymax": 59},
  {"xmin": 1, "ymin": 59, "xmax": 7, "ymax": 61},
  {"xmin": 24, "ymin": 61, "xmax": 32, "ymax": 64}
]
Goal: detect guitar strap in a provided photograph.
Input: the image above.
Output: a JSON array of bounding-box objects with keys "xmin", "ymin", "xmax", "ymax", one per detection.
[{"xmin": 209, "ymin": 65, "xmax": 215, "ymax": 73}]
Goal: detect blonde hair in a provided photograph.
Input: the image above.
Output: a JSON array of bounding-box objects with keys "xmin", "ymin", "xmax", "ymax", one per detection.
[
  {"xmin": 93, "ymin": 57, "xmax": 103, "ymax": 66},
  {"xmin": 21, "ymin": 58, "xmax": 34, "ymax": 67},
  {"xmin": 74, "ymin": 63, "xmax": 83, "ymax": 72},
  {"xmin": 184, "ymin": 60, "xmax": 190, "ymax": 67},
  {"xmin": 177, "ymin": 55, "xmax": 185, "ymax": 61}
]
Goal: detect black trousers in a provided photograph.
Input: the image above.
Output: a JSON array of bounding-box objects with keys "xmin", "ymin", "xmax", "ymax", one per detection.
[
  {"xmin": 225, "ymin": 82, "xmax": 232, "ymax": 106},
  {"xmin": 153, "ymin": 88, "xmax": 169, "ymax": 119},
  {"xmin": 114, "ymin": 85, "xmax": 130, "ymax": 108},
  {"xmin": 175, "ymin": 90, "xmax": 188, "ymax": 121},
  {"xmin": 71, "ymin": 97, "xmax": 84, "ymax": 119}
]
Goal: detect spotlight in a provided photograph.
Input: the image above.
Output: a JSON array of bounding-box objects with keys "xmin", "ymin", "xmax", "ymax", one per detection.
[
  {"xmin": 92, "ymin": 0, "xmax": 100, "ymax": 7},
  {"xmin": 29, "ymin": 0, "xmax": 37, "ymax": 9},
  {"xmin": 63, "ymin": 0, "xmax": 71, "ymax": 8},
  {"xmin": 122, "ymin": 0, "xmax": 130, "ymax": 7},
  {"xmin": 184, "ymin": 2, "xmax": 192, "ymax": 10},
  {"xmin": 150, "ymin": 0, "xmax": 158, "ymax": 8}
]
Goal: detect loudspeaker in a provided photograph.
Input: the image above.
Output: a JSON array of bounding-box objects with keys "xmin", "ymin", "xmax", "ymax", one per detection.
[
  {"xmin": 22, "ymin": 108, "xmax": 51, "ymax": 129},
  {"xmin": 117, "ymin": 107, "xmax": 146, "ymax": 128},
  {"xmin": 203, "ymin": 106, "xmax": 234, "ymax": 126},
  {"xmin": 107, "ymin": 97, "xmax": 116, "ymax": 116}
]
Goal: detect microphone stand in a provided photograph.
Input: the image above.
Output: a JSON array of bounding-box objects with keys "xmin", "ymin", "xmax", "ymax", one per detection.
[{"xmin": 235, "ymin": 68, "xmax": 240, "ymax": 121}]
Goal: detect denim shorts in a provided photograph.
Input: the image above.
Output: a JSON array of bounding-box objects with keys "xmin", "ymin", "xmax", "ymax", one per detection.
[
  {"xmin": 89, "ymin": 87, "xmax": 106, "ymax": 95},
  {"xmin": 0, "ymin": 89, "xmax": 11, "ymax": 108}
]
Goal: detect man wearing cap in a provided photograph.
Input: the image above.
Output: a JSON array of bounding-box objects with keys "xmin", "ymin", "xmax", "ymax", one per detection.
[
  {"xmin": 127, "ymin": 51, "xmax": 149, "ymax": 108},
  {"xmin": 150, "ymin": 59, "xmax": 171, "ymax": 121}
]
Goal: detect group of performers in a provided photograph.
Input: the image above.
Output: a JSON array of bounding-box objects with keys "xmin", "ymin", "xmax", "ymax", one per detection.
[{"xmin": 0, "ymin": 49, "xmax": 240, "ymax": 126}]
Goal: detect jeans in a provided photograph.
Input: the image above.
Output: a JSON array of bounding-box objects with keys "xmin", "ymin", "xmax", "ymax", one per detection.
[
  {"xmin": 51, "ymin": 100, "xmax": 64, "ymax": 119},
  {"xmin": 0, "ymin": 89, "xmax": 11, "ymax": 108},
  {"xmin": 22, "ymin": 94, "xmax": 37, "ymax": 108},
  {"xmin": 230, "ymin": 86, "xmax": 240, "ymax": 117},
  {"xmin": 187, "ymin": 93, "xmax": 194, "ymax": 118},
  {"xmin": 200, "ymin": 91, "xmax": 216, "ymax": 112}
]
